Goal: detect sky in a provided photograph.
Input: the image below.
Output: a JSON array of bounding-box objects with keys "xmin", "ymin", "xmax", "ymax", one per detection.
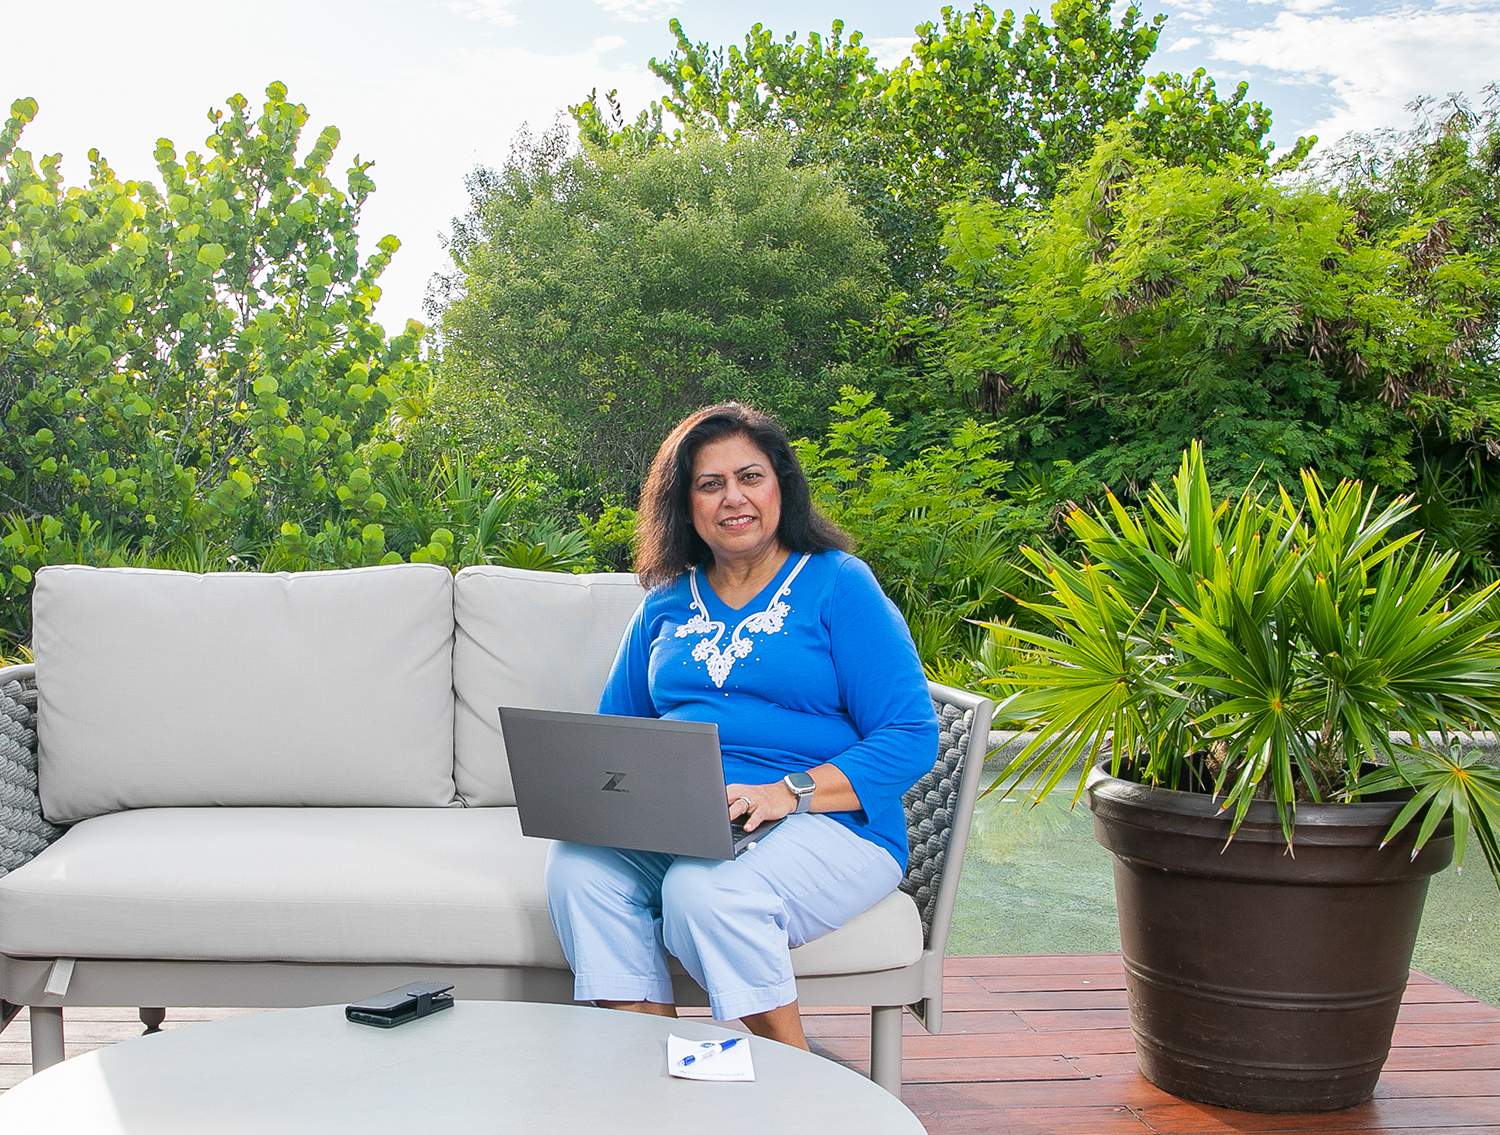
[{"xmin": 4, "ymin": 0, "xmax": 1497, "ymax": 329}]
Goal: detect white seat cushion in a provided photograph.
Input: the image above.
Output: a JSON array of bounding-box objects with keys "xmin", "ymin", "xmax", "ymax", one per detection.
[
  {"xmin": 32, "ymin": 564, "xmax": 457, "ymax": 821},
  {"xmin": 786, "ymin": 889, "xmax": 923, "ymax": 975},
  {"xmin": 0, "ymin": 808, "xmax": 562, "ymax": 966},
  {"xmin": 453, "ymin": 566, "xmax": 645, "ymax": 806},
  {"xmin": 0, "ymin": 808, "xmax": 923, "ymax": 975}
]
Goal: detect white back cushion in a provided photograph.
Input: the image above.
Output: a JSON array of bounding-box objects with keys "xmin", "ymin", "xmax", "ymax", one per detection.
[
  {"xmin": 454, "ymin": 566, "xmax": 645, "ymax": 805},
  {"xmin": 33, "ymin": 564, "xmax": 457, "ymax": 822}
]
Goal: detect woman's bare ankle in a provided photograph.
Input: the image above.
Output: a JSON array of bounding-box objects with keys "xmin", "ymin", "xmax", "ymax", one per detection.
[{"xmin": 594, "ymin": 999, "xmax": 678, "ymax": 1018}]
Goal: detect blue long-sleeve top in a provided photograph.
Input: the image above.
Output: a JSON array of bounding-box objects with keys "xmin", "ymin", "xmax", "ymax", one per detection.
[{"xmin": 598, "ymin": 548, "xmax": 938, "ymax": 869}]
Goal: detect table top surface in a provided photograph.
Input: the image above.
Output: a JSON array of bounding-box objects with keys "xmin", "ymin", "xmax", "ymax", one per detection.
[{"xmin": 0, "ymin": 1001, "xmax": 925, "ymax": 1134}]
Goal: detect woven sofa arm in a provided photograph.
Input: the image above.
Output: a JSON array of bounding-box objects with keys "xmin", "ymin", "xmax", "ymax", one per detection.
[
  {"xmin": 899, "ymin": 682, "xmax": 995, "ymax": 957},
  {"xmin": 0, "ymin": 664, "xmax": 64, "ymax": 878}
]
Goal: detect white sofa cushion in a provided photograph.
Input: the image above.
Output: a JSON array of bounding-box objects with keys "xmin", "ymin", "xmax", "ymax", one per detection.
[
  {"xmin": 32, "ymin": 564, "xmax": 456, "ymax": 822},
  {"xmin": 784, "ymin": 889, "xmax": 923, "ymax": 976},
  {"xmin": 453, "ymin": 566, "xmax": 645, "ymax": 806},
  {"xmin": 0, "ymin": 808, "xmax": 559, "ymax": 965},
  {"xmin": 0, "ymin": 808, "xmax": 924, "ymax": 975}
]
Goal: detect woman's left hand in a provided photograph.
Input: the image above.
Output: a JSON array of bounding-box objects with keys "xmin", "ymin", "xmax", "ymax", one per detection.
[{"xmin": 726, "ymin": 781, "xmax": 796, "ymax": 833}]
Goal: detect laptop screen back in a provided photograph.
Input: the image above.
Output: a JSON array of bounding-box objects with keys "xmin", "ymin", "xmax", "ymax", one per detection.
[{"xmin": 499, "ymin": 707, "xmax": 739, "ymax": 860}]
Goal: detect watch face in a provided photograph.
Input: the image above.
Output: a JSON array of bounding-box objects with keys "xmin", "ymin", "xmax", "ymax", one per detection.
[{"xmin": 786, "ymin": 772, "xmax": 815, "ymax": 794}]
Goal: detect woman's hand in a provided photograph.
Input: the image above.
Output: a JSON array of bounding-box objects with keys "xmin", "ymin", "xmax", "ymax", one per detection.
[
  {"xmin": 726, "ymin": 781, "xmax": 796, "ymax": 833},
  {"xmin": 727, "ymin": 766, "xmax": 862, "ymax": 832}
]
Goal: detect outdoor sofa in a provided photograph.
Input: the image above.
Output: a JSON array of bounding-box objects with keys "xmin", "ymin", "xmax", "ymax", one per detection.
[{"xmin": 0, "ymin": 562, "xmax": 993, "ymax": 1094}]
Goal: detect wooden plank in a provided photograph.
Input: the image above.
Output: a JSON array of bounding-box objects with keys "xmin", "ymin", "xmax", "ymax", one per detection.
[
  {"xmin": 1372, "ymin": 1070, "xmax": 1500, "ymax": 1098},
  {"xmin": 1393, "ymin": 1022, "xmax": 1500, "ymax": 1048},
  {"xmin": 1400, "ymin": 984, "xmax": 1484, "ymax": 1005},
  {"xmin": 804, "ymin": 1008, "xmax": 1032, "ymax": 1038},
  {"xmin": 909, "ymin": 1074, "xmax": 1500, "ymax": 1129},
  {"xmin": 1381, "ymin": 1045, "xmax": 1500, "ymax": 1072},
  {"xmin": 977, "ymin": 972, "xmax": 1129, "ymax": 993},
  {"xmin": 1073, "ymin": 1046, "xmax": 1500, "ymax": 1078},
  {"xmin": 1013, "ymin": 1007, "xmax": 1134, "ymax": 1031},
  {"xmin": 943, "ymin": 954, "xmax": 1126, "ymax": 977},
  {"xmin": 900, "ymin": 1092, "xmax": 1152, "ymax": 1135},
  {"xmin": 811, "ymin": 1028, "xmax": 1139, "ymax": 1060},
  {"xmin": 965, "ymin": 988, "xmax": 1130, "ymax": 1011},
  {"xmin": 816, "ymin": 1053, "xmax": 1087, "ymax": 1084},
  {"xmin": 1397, "ymin": 1001, "xmax": 1500, "ymax": 1025},
  {"xmin": 905, "ymin": 1109, "xmax": 1152, "ymax": 1135},
  {"xmin": 1133, "ymin": 1095, "xmax": 1500, "ymax": 1132},
  {"xmin": 941, "ymin": 976, "xmax": 986, "ymax": 994}
]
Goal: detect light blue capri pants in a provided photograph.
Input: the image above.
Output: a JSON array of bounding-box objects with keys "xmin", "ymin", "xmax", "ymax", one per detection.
[{"xmin": 545, "ymin": 813, "xmax": 903, "ymax": 1020}]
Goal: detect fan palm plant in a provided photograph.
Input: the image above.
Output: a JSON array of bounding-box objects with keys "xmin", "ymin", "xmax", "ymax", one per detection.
[{"xmin": 989, "ymin": 442, "xmax": 1500, "ymax": 886}]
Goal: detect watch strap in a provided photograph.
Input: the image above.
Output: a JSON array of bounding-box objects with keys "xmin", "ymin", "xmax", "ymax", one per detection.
[{"xmin": 783, "ymin": 773, "xmax": 815, "ymax": 814}]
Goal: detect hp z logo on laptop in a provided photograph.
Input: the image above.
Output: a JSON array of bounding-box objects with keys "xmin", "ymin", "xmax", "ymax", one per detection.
[{"xmin": 601, "ymin": 772, "xmax": 631, "ymax": 794}]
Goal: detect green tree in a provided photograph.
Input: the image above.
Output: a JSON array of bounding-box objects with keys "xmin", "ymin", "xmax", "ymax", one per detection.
[
  {"xmin": 438, "ymin": 127, "xmax": 889, "ymax": 499},
  {"xmin": 1321, "ymin": 88, "xmax": 1500, "ymax": 577},
  {"xmin": 575, "ymin": 3, "xmax": 1301, "ymax": 294},
  {"xmin": 940, "ymin": 122, "xmax": 1500, "ymax": 496},
  {"xmin": 0, "ymin": 85, "xmax": 430, "ymax": 642}
]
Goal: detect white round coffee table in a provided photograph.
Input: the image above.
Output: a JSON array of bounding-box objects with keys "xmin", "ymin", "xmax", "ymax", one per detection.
[{"xmin": 0, "ymin": 1001, "xmax": 924, "ymax": 1133}]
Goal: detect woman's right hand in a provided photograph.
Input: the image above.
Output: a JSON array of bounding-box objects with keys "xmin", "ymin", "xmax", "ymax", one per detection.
[{"xmin": 726, "ymin": 781, "xmax": 797, "ymax": 833}]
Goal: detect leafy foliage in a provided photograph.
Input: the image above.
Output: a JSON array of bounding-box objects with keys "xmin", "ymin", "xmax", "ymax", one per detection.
[
  {"xmin": 574, "ymin": 3, "xmax": 1300, "ymax": 294},
  {"xmin": 794, "ymin": 388, "xmax": 1049, "ymax": 683},
  {"xmin": 989, "ymin": 443, "xmax": 1500, "ymax": 887},
  {"xmin": 940, "ymin": 122, "xmax": 1500, "ymax": 497},
  {"xmin": 0, "ymin": 89, "xmax": 599, "ymax": 651},
  {"xmin": 1320, "ymin": 89, "xmax": 1500, "ymax": 570},
  {"xmin": 0, "ymin": 86, "xmax": 427, "ymax": 638},
  {"xmin": 437, "ymin": 127, "xmax": 888, "ymax": 500}
]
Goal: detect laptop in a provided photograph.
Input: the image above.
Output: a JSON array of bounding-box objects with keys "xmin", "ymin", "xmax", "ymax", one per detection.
[{"xmin": 498, "ymin": 706, "xmax": 783, "ymax": 860}]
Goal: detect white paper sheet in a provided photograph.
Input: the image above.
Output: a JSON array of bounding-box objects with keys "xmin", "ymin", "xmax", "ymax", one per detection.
[{"xmin": 667, "ymin": 1033, "xmax": 756, "ymax": 1081}]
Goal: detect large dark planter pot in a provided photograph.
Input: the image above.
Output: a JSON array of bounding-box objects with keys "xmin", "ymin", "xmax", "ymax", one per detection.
[{"xmin": 1085, "ymin": 765, "xmax": 1454, "ymax": 1113}]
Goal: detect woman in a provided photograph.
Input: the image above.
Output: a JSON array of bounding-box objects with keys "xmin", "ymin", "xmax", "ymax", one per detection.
[{"xmin": 545, "ymin": 403, "xmax": 938, "ymax": 1051}]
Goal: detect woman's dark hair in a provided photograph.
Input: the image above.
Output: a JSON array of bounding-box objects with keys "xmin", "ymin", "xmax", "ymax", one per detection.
[{"xmin": 634, "ymin": 403, "xmax": 850, "ymax": 588}]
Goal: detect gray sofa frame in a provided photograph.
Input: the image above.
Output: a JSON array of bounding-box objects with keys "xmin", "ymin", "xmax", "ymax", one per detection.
[{"xmin": 0, "ymin": 662, "xmax": 993, "ymax": 1094}]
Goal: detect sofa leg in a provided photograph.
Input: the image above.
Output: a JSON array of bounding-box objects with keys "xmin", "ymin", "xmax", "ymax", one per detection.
[
  {"xmin": 869, "ymin": 1005, "xmax": 904, "ymax": 1096},
  {"xmin": 30, "ymin": 1005, "xmax": 64, "ymax": 1072},
  {"xmin": 140, "ymin": 1007, "xmax": 166, "ymax": 1033}
]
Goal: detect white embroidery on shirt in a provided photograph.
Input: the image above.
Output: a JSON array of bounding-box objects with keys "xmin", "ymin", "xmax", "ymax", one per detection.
[{"xmin": 675, "ymin": 553, "xmax": 812, "ymax": 688}]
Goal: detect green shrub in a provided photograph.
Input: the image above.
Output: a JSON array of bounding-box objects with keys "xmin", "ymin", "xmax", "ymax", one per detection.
[{"xmin": 794, "ymin": 388, "xmax": 1048, "ymax": 683}]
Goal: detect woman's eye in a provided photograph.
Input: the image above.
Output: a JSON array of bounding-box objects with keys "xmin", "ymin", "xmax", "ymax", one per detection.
[{"xmin": 742, "ymin": 472, "xmax": 761, "ymax": 482}]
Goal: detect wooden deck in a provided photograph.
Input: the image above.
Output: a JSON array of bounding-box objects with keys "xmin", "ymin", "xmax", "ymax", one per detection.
[{"xmin": 3, "ymin": 955, "xmax": 1498, "ymax": 1132}]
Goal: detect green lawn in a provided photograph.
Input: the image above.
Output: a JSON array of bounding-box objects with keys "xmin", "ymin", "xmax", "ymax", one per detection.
[{"xmin": 948, "ymin": 768, "xmax": 1500, "ymax": 1007}]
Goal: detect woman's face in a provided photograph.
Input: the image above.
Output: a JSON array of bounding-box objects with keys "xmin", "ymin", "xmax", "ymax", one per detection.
[{"xmin": 688, "ymin": 433, "xmax": 783, "ymax": 565}]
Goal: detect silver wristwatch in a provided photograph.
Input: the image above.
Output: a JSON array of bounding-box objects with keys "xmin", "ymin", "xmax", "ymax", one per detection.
[{"xmin": 783, "ymin": 771, "xmax": 816, "ymax": 814}]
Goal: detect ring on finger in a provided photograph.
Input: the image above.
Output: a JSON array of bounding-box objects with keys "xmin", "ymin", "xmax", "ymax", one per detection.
[{"xmin": 734, "ymin": 796, "xmax": 753, "ymax": 813}]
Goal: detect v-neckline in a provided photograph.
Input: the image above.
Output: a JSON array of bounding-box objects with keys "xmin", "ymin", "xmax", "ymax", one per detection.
[{"xmin": 700, "ymin": 550, "xmax": 796, "ymax": 613}]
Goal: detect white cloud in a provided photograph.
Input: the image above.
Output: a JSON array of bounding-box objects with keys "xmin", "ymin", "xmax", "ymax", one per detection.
[
  {"xmin": 1163, "ymin": 34, "xmax": 1204, "ymax": 51},
  {"xmin": 1245, "ymin": 0, "xmax": 1343, "ymax": 11},
  {"xmin": 866, "ymin": 35, "xmax": 917, "ymax": 70},
  {"xmin": 1170, "ymin": 0, "xmax": 1219, "ymax": 24},
  {"xmin": 864, "ymin": 34, "xmax": 918, "ymax": 69},
  {"xmin": 447, "ymin": 0, "xmax": 520, "ymax": 27},
  {"xmin": 1205, "ymin": 3, "xmax": 1500, "ymax": 144},
  {"xmin": 593, "ymin": 0, "xmax": 680, "ymax": 22}
]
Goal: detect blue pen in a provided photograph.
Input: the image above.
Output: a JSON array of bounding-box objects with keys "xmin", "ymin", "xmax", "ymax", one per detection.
[{"xmin": 676, "ymin": 1036, "xmax": 742, "ymax": 1069}]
